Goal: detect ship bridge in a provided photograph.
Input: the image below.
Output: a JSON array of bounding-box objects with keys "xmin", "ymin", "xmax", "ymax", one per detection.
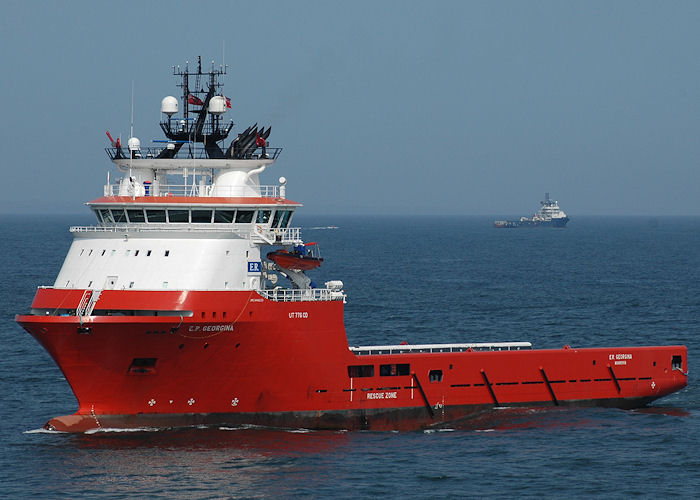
[{"xmin": 50, "ymin": 57, "xmax": 341, "ymax": 301}]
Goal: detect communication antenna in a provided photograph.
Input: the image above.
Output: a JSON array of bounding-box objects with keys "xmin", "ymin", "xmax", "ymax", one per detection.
[
  {"xmin": 130, "ymin": 80, "xmax": 135, "ymax": 139},
  {"xmin": 129, "ymin": 81, "xmax": 134, "ymax": 198}
]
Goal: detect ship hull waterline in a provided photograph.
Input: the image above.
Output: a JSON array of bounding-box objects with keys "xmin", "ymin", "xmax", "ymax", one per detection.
[{"xmin": 44, "ymin": 395, "xmax": 666, "ymax": 433}]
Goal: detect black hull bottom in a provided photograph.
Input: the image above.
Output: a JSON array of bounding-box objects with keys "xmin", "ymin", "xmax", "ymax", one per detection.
[{"xmin": 46, "ymin": 396, "xmax": 659, "ymax": 433}]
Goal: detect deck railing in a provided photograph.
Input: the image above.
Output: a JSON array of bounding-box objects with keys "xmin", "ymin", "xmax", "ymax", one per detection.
[
  {"xmin": 104, "ymin": 183, "xmax": 283, "ymax": 198},
  {"xmin": 257, "ymin": 288, "xmax": 346, "ymax": 302},
  {"xmin": 350, "ymin": 342, "xmax": 533, "ymax": 355},
  {"xmin": 70, "ymin": 225, "xmax": 302, "ymax": 244},
  {"xmin": 106, "ymin": 146, "xmax": 282, "ymax": 161}
]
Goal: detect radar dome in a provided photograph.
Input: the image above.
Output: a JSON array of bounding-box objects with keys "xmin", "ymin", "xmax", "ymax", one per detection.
[
  {"xmin": 161, "ymin": 96, "xmax": 178, "ymax": 116},
  {"xmin": 209, "ymin": 96, "xmax": 226, "ymax": 115},
  {"xmin": 128, "ymin": 137, "xmax": 141, "ymax": 151}
]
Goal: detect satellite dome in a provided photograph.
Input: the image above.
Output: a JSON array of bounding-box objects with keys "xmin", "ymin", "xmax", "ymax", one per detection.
[
  {"xmin": 209, "ymin": 96, "xmax": 226, "ymax": 115},
  {"xmin": 161, "ymin": 96, "xmax": 178, "ymax": 116}
]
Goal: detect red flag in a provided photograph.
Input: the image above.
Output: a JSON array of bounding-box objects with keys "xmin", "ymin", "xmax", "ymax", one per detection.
[
  {"xmin": 225, "ymin": 96, "xmax": 231, "ymax": 108},
  {"xmin": 188, "ymin": 94, "xmax": 203, "ymax": 105}
]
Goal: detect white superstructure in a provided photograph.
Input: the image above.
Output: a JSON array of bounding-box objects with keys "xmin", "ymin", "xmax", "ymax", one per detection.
[
  {"xmin": 531, "ymin": 192, "xmax": 567, "ymax": 222},
  {"xmin": 52, "ymin": 57, "xmax": 340, "ymax": 300}
]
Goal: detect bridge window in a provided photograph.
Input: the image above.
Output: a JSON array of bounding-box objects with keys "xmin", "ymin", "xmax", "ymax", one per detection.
[
  {"xmin": 146, "ymin": 209, "xmax": 166, "ymax": 223},
  {"xmin": 168, "ymin": 209, "xmax": 189, "ymax": 223},
  {"xmin": 214, "ymin": 209, "xmax": 235, "ymax": 223},
  {"xmin": 93, "ymin": 209, "xmax": 103, "ymax": 224},
  {"xmin": 348, "ymin": 365, "xmax": 374, "ymax": 378},
  {"xmin": 271, "ymin": 210, "xmax": 282, "ymax": 228},
  {"xmin": 380, "ymin": 364, "xmax": 410, "ymax": 376},
  {"xmin": 111, "ymin": 209, "xmax": 127, "ymax": 223},
  {"xmin": 280, "ymin": 210, "xmax": 293, "ymax": 228},
  {"xmin": 100, "ymin": 209, "xmax": 114, "ymax": 224},
  {"xmin": 127, "ymin": 209, "xmax": 145, "ymax": 223},
  {"xmin": 235, "ymin": 210, "xmax": 254, "ymax": 223},
  {"xmin": 256, "ymin": 210, "xmax": 271, "ymax": 224},
  {"xmin": 191, "ymin": 210, "xmax": 213, "ymax": 223}
]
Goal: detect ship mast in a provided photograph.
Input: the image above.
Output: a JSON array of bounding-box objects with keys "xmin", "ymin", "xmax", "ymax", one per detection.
[{"xmin": 161, "ymin": 56, "xmax": 233, "ymax": 159}]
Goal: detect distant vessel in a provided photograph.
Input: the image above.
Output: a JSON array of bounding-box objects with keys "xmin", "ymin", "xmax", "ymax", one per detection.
[{"xmin": 494, "ymin": 193, "xmax": 569, "ymax": 228}]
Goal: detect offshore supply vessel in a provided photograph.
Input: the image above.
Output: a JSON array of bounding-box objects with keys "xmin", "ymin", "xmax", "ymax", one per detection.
[
  {"xmin": 16, "ymin": 59, "xmax": 687, "ymax": 432},
  {"xmin": 494, "ymin": 193, "xmax": 570, "ymax": 228}
]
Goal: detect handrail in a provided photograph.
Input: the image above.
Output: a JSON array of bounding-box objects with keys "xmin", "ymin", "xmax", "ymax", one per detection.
[
  {"xmin": 257, "ymin": 288, "xmax": 346, "ymax": 302},
  {"xmin": 104, "ymin": 182, "xmax": 284, "ymax": 198},
  {"xmin": 106, "ymin": 145, "xmax": 282, "ymax": 161},
  {"xmin": 349, "ymin": 342, "xmax": 533, "ymax": 355},
  {"xmin": 69, "ymin": 225, "xmax": 302, "ymax": 244}
]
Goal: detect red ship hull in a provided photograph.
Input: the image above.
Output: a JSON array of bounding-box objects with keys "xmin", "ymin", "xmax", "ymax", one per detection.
[{"xmin": 16, "ymin": 288, "xmax": 688, "ymax": 432}]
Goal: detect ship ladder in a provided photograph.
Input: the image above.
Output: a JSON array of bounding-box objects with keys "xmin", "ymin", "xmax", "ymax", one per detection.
[
  {"xmin": 84, "ymin": 290, "xmax": 102, "ymax": 317},
  {"xmin": 76, "ymin": 290, "xmax": 92, "ymax": 317},
  {"xmin": 253, "ymin": 225, "xmax": 275, "ymax": 244},
  {"xmin": 76, "ymin": 289, "xmax": 101, "ymax": 333}
]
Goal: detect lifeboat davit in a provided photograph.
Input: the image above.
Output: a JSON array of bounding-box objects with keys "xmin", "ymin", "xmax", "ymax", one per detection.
[{"xmin": 267, "ymin": 243, "xmax": 323, "ymax": 270}]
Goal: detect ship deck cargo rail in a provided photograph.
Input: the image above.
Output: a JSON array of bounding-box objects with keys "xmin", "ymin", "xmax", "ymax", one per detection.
[
  {"xmin": 350, "ymin": 342, "xmax": 533, "ymax": 355},
  {"xmin": 257, "ymin": 288, "xmax": 346, "ymax": 302}
]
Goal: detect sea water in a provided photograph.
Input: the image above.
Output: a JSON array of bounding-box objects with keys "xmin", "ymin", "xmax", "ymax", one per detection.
[{"xmin": 1, "ymin": 214, "xmax": 699, "ymax": 498}]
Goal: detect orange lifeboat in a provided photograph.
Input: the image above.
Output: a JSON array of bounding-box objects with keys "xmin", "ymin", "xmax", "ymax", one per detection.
[{"xmin": 267, "ymin": 243, "xmax": 323, "ymax": 270}]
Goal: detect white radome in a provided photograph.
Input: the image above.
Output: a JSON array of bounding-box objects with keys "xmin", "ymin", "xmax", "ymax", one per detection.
[{"xmin": 161, "ymin": 96, "xmax": 178, "ymax": 116}]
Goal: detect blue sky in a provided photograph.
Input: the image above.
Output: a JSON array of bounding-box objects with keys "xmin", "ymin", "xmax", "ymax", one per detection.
[{"xmin": 2, "ymin": 0, "xmax": 700, "ymax": 215}]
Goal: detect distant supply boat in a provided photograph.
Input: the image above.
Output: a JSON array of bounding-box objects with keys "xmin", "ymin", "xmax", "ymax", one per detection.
[{"xmin": 494, "ymin": 193, "xmax": 569, "ymax": 228}]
